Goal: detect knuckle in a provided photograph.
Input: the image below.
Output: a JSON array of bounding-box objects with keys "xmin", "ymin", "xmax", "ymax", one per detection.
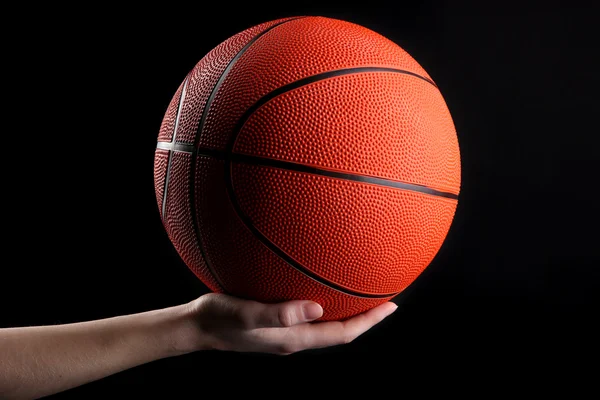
[
  {"xmin": 193, "ymin": 293, "xmax": 217, "ymax": 311},
  {"xmin": 277, "ymin": 307, "xmax": 295, "ymax": 327},
  {"xmin": 189, "ymin": 293, "xmax": 222, "ymax": 319}
]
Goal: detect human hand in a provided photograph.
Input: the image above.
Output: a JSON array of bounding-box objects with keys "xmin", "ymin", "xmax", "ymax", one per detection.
[{"xmin": 177, "ymin": 293, "xmax": 398, "ymax": 355}]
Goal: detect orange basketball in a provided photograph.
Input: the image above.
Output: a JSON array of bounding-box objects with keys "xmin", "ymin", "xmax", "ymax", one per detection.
[{"xmin": 154, "ymin": 16, "xmax": 461, "ymax": 321}]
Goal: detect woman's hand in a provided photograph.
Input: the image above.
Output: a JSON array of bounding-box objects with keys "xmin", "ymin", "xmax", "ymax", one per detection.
[{"xmin": 177, "ymin": 293, "xmax": 397, "ymax": 355}]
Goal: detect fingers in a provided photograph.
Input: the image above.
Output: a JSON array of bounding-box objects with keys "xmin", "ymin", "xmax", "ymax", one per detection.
[
  {"xmin": 251, "ymin": 300, "xmax": 324, "ymax": 328},
  {"xmin": 270, "ymin": 302, "xmax": 398, "ymax": 354},
  {"xmin": 196, "ymin": 294, "xmax": 324, "ymax": 329},
  {"xmin": 196, "ymin": 294, "xmax": 396, "ymax": 355}
]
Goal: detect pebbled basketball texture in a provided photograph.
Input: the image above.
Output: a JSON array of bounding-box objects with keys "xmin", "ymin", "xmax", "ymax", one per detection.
[{"xmin": 154, "ymin": 16, "xmax": 461, "ymax": 321}]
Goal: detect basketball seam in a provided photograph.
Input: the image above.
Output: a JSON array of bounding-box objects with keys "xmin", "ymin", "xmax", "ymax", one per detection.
[
  {"xmin": 229, "ymin": 67, "xmax": 440, "ymax": 157},
  {"xmin": 198, "ymin": 149, "xmax": 459, "ymax": 199},
  {"xmin": 189, "ymin": 17, "xmax": 307, "ymax": 292},
  {"xmin": 161, "ymin": 77, "xmax": 189, "ymax": 219}
]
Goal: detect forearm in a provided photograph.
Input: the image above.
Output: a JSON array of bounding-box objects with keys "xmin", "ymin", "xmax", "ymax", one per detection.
[{"xmin": 0, "ymin": 304, "xmax": 195, "ymax": 400}]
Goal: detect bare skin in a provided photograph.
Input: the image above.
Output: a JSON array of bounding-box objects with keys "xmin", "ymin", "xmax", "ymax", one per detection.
[{"xmin": 0, "ymin": 293, "xmax": 397, "ymax": 400}]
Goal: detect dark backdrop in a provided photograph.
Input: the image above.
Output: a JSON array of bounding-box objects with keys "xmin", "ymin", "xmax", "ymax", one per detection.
[{"xmin": 3, "ymin": 1, "xmax": 598, "ymax": 396}]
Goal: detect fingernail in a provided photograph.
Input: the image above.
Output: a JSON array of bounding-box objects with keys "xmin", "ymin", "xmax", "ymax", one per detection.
[
  {"xmin": 302, "ymin": 302, "xmax": 323, "ymax": 321},
  {"xmin": 388, "ymin": 303, "xmax": 398, "ymax": 315}
]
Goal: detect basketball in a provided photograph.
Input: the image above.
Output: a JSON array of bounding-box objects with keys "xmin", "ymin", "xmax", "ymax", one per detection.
[{"xmin": 154, "ymin": 16, "xmax": 460, "ymax": 321}]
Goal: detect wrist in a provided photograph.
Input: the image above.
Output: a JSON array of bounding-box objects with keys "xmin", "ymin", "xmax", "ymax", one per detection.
[
  {"xmin": 162, "ymin": 301, "xmax": 212, "ymax": 356},
  {"xmin": 136, "ymin": 303, "xmax": 206, "ymax": 359}
]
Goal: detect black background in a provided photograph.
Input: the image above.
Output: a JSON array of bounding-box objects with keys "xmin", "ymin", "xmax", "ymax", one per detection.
[{"xmin": 3, "ymin": 0, "xmax": 599, "ymax": 396}]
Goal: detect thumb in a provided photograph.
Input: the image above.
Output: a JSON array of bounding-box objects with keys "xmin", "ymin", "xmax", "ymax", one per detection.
[{"xmin": 253, "ymin": 300, "xmax": 324, "ymax": 328}]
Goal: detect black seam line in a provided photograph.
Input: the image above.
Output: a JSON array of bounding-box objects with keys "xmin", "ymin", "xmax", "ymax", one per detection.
[
  {"xmin": 190, "ymin": 17, "xmax": 305, "ymax": 292},
  {"xmin": 200, "ymin": 147, "xmax": 458, "ymax": 199},
  {"xmin": 236, "ymin": 153, "xmax": 458, "ymax": 199},
  {"xmin": 230, "ymin": 67, "xmax": 438, "ymax": 159},
  {"xmin": 193, "ymin": 16, "xmax": 307, "ymax": 150},
  {"xmin": 231, "ymin": 68, "xmax": 437, "ymax": 156},
  {"xmin": 161, "ymin": 76, "xmax": 188, "ymax": 218},
  {"xmin": 243, "ymin": 198, "xmax": 396, "ymax": 296}
]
